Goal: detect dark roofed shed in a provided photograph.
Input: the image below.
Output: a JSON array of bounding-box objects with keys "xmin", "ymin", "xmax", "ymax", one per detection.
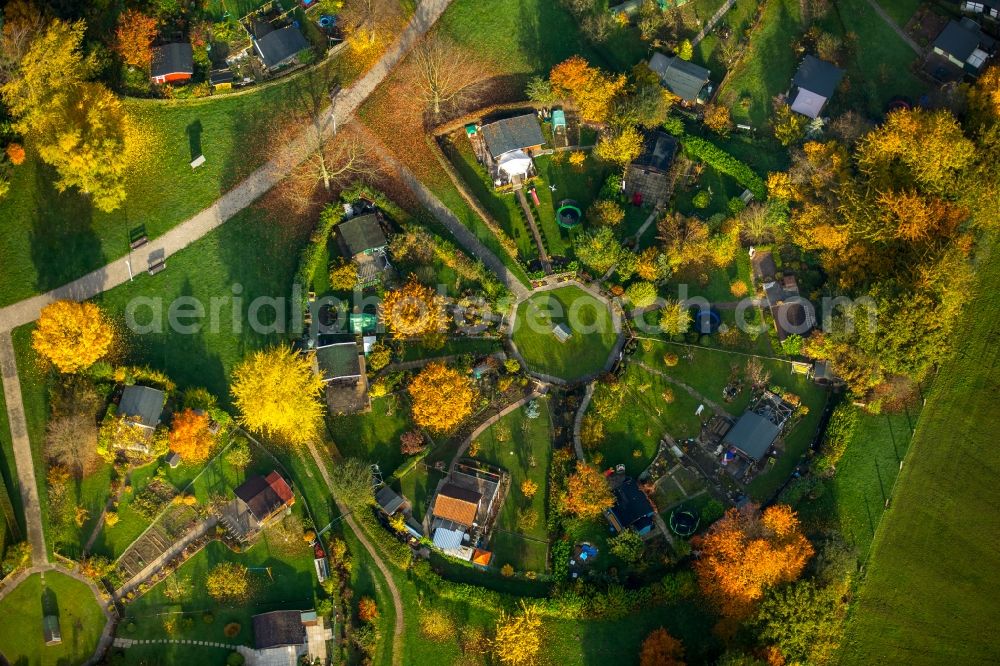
[
  {"xmin": 252, "ymin": 610, "xmax": 306, "ymax": 649},
  {"xmin": 119, "ymin": 385, "xmax": 166, "ymax": 429},
  {"xmin": 338, "ymin": 213, "xmax": 387, "ymax": 256},
  {"xmin": 255, "ymin": 26, "xmax": 310, "ymax": 69},
  {"xmin": 480, "ymin": 114, "xmax": 545, "ymax": 158},
  {"xmin": 723, "ymin": 412, "xmax": 780, "ymax": 461}
]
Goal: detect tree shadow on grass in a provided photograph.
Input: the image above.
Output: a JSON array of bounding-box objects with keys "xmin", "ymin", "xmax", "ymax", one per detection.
[{"xmin": 29, "ymin": 161, "xmax": 107, "ymax": 294}]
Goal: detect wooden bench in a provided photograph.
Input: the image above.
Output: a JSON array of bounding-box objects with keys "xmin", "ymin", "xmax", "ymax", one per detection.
[
  {"xmin": 147, "ymin": 260, "xmax": 166, "ymax": 276},
  {"xmin": 129, "ymin": 235, "xmax": 148, "ymax": 250}
]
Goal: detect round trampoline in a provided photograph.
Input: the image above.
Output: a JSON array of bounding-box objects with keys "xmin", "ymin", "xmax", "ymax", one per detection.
[
  {"xmin": 692, "ymin": 307, "xmax": 721, "ymax": 334},
  {"xmin": 669, "ymin": 509, "xmax": 700, "ymax": 537},
  {"xmin": 556, "ymin": 199, "xmax": 582, "ymax": 229}
]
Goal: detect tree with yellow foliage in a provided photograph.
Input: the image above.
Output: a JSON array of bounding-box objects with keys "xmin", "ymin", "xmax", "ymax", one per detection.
[
  {"xmin": 32, "ymin": 301, "xmax": 114, "ymax": 374},
  {"xmin": 561, "ymin": 462, "xmax": 614, "ymax": 519},
  {"xmin": 168, "ymin": 408, "xmax": 216, "ymax": 463},
  {"xmin": 408, "ymin": 362, "xmax": 474, "ymax": 433},
  {"xmin": 2, "ymin": 20, "xmax": 130, "ymax": 211},
  {"xmin": 550, "ymin": 55, "xmax": 626, "ymax": 123},
  {"xmin": 594, "ymin": 124, "xmax": 644, "ymax": 166},
  {"xmin": 640, "ymin": 628, "xmax": 686, "ymax": 666},
  {"xmin": 379, "ymin": 278, "xmax": 448, "ymax": 338},
  {"xmin": 231, "ymin": 345, "xmax": 325, "ymax": 444},
  {"xmin": 520, "ymin": 479, "xmax": 538, "ymax": 499},
  {"xmin": 693, "ymin": 504, "xmax": 813, "ymax": 619},
  {"xmin": 493, "ymin": 602, "xmax": 542, "ymax": 666}
]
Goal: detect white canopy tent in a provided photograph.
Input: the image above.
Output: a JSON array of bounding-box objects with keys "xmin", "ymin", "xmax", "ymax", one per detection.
[{"xmin": 497, "ymin": 150, "xmax": 533, "ymax": 179}]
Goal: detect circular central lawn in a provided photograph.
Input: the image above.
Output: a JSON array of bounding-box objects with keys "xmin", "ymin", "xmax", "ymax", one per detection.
[
  {"xmin": 512, "ymin": 286, "xmax": 618, "ymax": 381},
  {"xmin": 0, "ymin": 571, "xmax": 105, "ymax": 666}
]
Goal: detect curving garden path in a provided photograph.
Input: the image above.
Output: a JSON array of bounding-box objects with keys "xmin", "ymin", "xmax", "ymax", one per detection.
[{"xmin": 305, "ymin": 442, "xmax": 405, "ymax": 666}]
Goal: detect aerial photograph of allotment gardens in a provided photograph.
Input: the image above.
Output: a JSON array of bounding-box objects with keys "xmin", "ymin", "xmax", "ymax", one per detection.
[{"xmin": 0, "ymin": 0, "xmax": 997, "ymax": 664}]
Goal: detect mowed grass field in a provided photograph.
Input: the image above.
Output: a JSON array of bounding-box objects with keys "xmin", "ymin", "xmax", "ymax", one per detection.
[
  {"xmin": 0, "ymin": 571, "xmax": 105, "ymax": 666},
  {"xmin": 840, "ymin": 244, "xmax": 1000, "ymax": 663},
  {"xmin": 511, "ymin": 286, "xmax": 618, "ymax": 381}
]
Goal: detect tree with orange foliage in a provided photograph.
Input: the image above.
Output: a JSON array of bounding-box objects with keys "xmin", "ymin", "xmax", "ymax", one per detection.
[
  {"xmin": 168, "ymin": 408, "xmax": 216, "ymax": 463},
  {"xmin": 561, "ymin": 462, "xmax": 614, "ymax": 519},
  {"xmin": 408, "ymin": 362, "xmax": 474, "ymax": 433},
  {"xmin": 549, "ymin": 55, "xmax": 626, "ymax": 123},
  {"xmin": 380, "ymin": 278, "xmax": 448, "ymax": 338},
  {"xmin": 114, "ymin": 10, "xmax": 158, "ymax": 69},
  {"xmin": 32, "ymin": 301, "xmax": 115, "ymax": 374},
  {"xmin": 358, "ymin": 596, "xmax": 378, "ymax": 622},
  {"xmin": 6, "ymin": 143, "xmax": 25, "ymax": 165},
  {"xmin": 693, "ymin": 504, "xmax": 813, "ymax": 619},
  {"xmin": 640, "ymin": 628, "xmax": 685, "ymax": 666}
]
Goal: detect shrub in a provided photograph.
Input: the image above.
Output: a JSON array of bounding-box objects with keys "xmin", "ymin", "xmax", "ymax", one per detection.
[
  {"xmin": 500, "ymin": 563, "xmax": 515, "ymax": 577},
  {"xmin": 729, "ymin": 280, "xmax": 749, "ymax": 298},
  {"xmin": 202, "ymin": 611, "xmax": 214, "ymax": 624},
  {"xmin": 663, "ymin": 352, "xmax": 679, "ymax": 367},
  {"xmin": 226, "ymin": 651, "xmax": 245, "ymax": 666},
  {"xmin": 223, "ymin": 622, "xmax": 241, "ymax": 638},
  {"xmin": 812, "ymin": 403, "xmax": 858, "ymax": 475},
  {"xmin": 692, "ymin": 189, "xmax": 711, "ymax": 209},
  {"xmin": 358, "ymin": 596, "xmax": 379, "ymax": 622},
  {"xmin": 679, "ymin": 135, "xmax": 767, "ymax": 199},
  {"xmin": 400, "ymin": 430, "xmax": 425, "ymax": 455}
]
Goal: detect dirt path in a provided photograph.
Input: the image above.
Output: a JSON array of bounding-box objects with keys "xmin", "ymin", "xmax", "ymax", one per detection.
[
  {"xmin": 305, "ymin": 442, "xmax": 404, "ymax": 666},
  {"xmin": 635, "ymin": 360, "xmax": 732, "ymax": 416},
  {"xmin": 354, "ymin": 122, "xmax": 530, "ymax": 300},
  {"xmin": 572, "ymin": 383, "xmax": 595, "ymax": 462},
  {"xmin": 0, "ymin": 0, "xmax": 457, "ymax": 333},
  {"xmin": 448, "ymin": 389, "xmax": 544, "ymax": 473},
  {"xmin": 862, "ymin": 0, "xmax": 922, "ymax": 54},
  {"xmin": 692, "ymin": 0, "xmax": 737, "ymax": 46},
  {"xmin": 515, "ymin": 189, "xmax": 552, "ymax": 274},
  {"xmin": 0, "ymin": 331, "xmax": 47, "ymax": 566}
]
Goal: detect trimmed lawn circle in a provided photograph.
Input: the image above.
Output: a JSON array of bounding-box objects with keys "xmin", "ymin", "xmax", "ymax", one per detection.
[
  {"xmin": 511, "ymin": 285, "xmax": 618, "ymax": 381},
  {"xmin": 0, "ymin": 571, "xmax": 105, "ymax": 666}
]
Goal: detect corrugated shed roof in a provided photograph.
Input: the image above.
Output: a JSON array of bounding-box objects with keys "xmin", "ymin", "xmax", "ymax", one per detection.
[
  {"xmin": 792, "ymin": 55, "xmax": 844, "ymax": 99},
  {"xmin": 432, "ymin": 483, "xmax": 481, "ymax": 526},
  {"xmin": 252, "ymin": 610, "xmax": 305, "ymax": 649},
  {"xmin": 649, "ymin": 52, "xmax": 710, "ymax": 102},
  {"xmin": 724, "ymin": 412, "xmax": 780, "ymax": 461}
]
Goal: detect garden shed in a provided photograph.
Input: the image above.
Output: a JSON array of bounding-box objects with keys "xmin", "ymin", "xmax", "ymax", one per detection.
[
  {"xmin": 606, "ymin": 474, "xmax": 656, "ymax": 535},
  {"xmin": 625, "ymin": 130, "xmax": 678, "ymax": 205},
  {"xmin": 789, "ymin": 55, "xmax": 844, "ymax": 118},
  {"xmin": 254, "ymin": 25, "xmax": 310, "ymax": 70},
  {"xmin": 648, "ymin": 52, "xmax": 711, "ymax": 104},
  {"xmin": 723, "ymin": 412, "xmax": 780, "ymax": 462},
  {"xmin": 119, "ymin": 385, "xmax": 166, "ymax": 432},
  {"xmin": 150, "ymin": 43, "xmax": 193, "ymax": 84}
]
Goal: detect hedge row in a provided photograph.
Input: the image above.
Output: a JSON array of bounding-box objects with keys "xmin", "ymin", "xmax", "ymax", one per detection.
[
  {"xmin": 292, "ymin": 204, "xmax": 341, "ymax": 331},
  {"xmin": 410, "ymin": 559, "xmax": 697, "ymax": 621},
  {"xmin": 663, "ymin": 121, "xmax": 767, "ymax": 200},
  {"xmin": 353, "ymin": 507, "xmax": 413, "ymax": 570}
]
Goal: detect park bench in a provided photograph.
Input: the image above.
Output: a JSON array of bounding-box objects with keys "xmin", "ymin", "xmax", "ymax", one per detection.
[
  {"xmin": 129, "ymin": 235, "xmax": 148, "ymax": 250},
  {"xmin": 147, "ymin": 259, "xmax": 166, "ymax": 276}
]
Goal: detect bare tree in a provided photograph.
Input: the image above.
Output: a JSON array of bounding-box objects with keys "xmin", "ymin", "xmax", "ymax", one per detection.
[
  {"xmin": 341, "ymin": 0, "xmax": 401, "ymax": 46},
  {"xmin": 46, "ymin": 413, "xmax": 98, "ymax": 478},
  {"xmin": 0, "ymin": 0, "xmax": 44, "ymax": 82},
  {"xmin": 411, "ymin": 34, "xmax": 485, "ymax": 117},
  {"xmin": 269, "ymin": 68, "xmax": 379, "ymax": 211}
]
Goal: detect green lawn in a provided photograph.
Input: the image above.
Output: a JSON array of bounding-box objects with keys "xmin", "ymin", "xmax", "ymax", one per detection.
[
  {"xmin": 876, "ymin": 0, "xmax": 923, "ymax": 24},
  {"xmin": 511, "ymin": 286, "xmax": 618, "ymax": 381},
  {"xmin": 531, "ymin": 153, "xmax": 610, "ymax": 258},
  {"xmin": 673, "ymin": 163, "xmax": 743, "ymax": 219},
  {"xmin": 719, "ymin": 0, "xmax": 803, "ymax": 126},
  {"xmin": 0, "ymin": 571, "xmax": 106, "ymax": 666},
  {"xmin": 470, "ymin": 398, "xmax": 553, "ymax": 572},
  {"xmin": 793, "ymin": 405, "xmax": 918, "ymax": 556},
  {"xmin": 119, "ymin": 536, "xmax": 317, "ymax": 646},
  {"xmin": 0, "ymin": 66, "xmax": 346, "ymax": 308},
  {"xmin": 589, "ymin": 362, "xmax": 707, "ymax": 476},
  {"xmin": 840, "ymin": 244, "xmax": 1000, "ymax": 663},
  {"xmin": 396, "ymin": 337, "xmax": 502, "ymax": 363},
  {"xmin": 330, "ymin": 396, "xmax": 413, "ymax": 476}
]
